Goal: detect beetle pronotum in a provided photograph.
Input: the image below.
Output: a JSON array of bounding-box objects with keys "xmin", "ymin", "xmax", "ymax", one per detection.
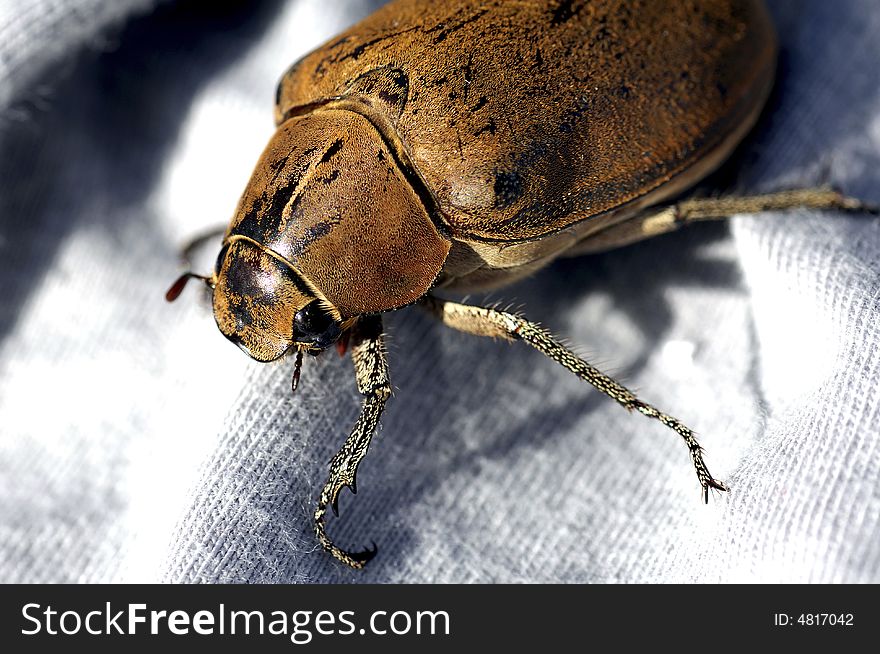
[{"xmin": 167, "ymin": 0, "xmax": 877, "ymax": 568}]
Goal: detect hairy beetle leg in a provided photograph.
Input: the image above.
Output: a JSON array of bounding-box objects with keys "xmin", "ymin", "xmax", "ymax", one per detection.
[
  {"xmin": 665, "ymin": 187, "xmax": 880, "ymax": 223},
  {"xmin": 314, "ymin": 315, "xmax": 390, "ymax": 569},
  {"xmin": 422, "ymin": 296, "xmax": 727, "ymax": 502},
  {"xmin": 570, "ymin": 187, "xmax": 879, "ymax": 255}
]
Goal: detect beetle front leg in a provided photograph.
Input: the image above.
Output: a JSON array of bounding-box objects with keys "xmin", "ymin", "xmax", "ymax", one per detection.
[
  {"xmin": 314, "ymin": 314, "xmax": 391, "ymax": 569},
  {"xmin": 421, "ymin": 296, "xmax": 727, "ymax": 503}
]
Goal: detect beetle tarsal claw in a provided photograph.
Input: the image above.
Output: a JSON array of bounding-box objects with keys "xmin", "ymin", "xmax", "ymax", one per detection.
[
  {"xmin": 314, "ymin": 491, "xmax": 379, "ymax": 568},
  {"xmin": 702, "ymin": 477, "xmax": 729, "ymax": 504},
  {"xmin": 315, "ymin": 451, "xmax": 379, "ymax": 567},
  {"xmin": 314, "ymin": 477, "xmax": 378, "ymax": 569},
  {"xmin": 313, "ymin": 315, "xmax": 390, "ymax": 568}
]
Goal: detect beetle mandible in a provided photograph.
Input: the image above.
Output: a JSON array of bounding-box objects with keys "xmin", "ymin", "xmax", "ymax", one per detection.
[{"xmin": 167, "ymin": 0, "xmax": 877, "ymax": 568}]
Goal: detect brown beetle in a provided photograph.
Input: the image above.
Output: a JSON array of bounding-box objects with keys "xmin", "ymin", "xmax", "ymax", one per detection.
[{"xmin": 167, "ymin": 0, "xmax": 876, "ymax": 568}]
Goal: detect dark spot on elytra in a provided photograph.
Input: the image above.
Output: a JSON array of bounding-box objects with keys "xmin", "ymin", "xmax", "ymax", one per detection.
[
  {"xmin": 319, "ymin": 169, "xmax": 340, "ymax": 185},
  {"xmin": 462, "ymin": 52, "xmax": 474, "ymax": 102},
  {"xmin": 268, "ymin": 154, "xmax": 290, "ymax": 181},
  {"xmin": 328, "ymin": 35, "xmax": 351, "ymax": 49},
  {"xmin": 493, "ymin": 171, "xmax": 524, "ymax": 208},
  {"xmin": 349, "ymin": 39, "xmax": 379, "ymax": 61},
  {"xmin": 550, "ymin": 0, "xmax": 583, "ymax": 27},
  {"xmin": 389, "ymin": 68, "xmax": 407, "ymax": 85},
  {"xmin": 379, "ymin": 88, "xmax": 404, "ymax": 107},
  {"xmin": 555, "ymin": 93, "xmax": 594, "ymax": 135},
  {"xmin": 315, "ymin": 27, "xmax": 419, "ymax": 74},
  {"xmin": 304, "ymin": 221, "xmax": 333, "ymax": 244},
  {"xmin": 594, "ymin": 26, "xmax": 611, "ymax": 41},
  {"xmin": 473, "ymin": 119, "xmax": 496, "ymax": 137},
  {"xmin": 427, "ymin": 9, "xmax": 489, "ymax": 44},
  {"xmin": 472, "ymin": 95, "xmax": 488, "ymax": 111},
  {"xmin": 347, "ymin": 67, "xmax": 409, "ymax": 116},
  {"xmin": 319, "ymin": 138, "xmax": 344, "ymax": 164}
]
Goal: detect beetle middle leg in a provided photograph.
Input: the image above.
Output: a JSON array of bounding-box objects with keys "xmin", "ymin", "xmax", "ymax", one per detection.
[
  {"xmin": 421, "ymin": 296, "xmax": 727, "ymax": 503},
  {"xmin": 314, "ymin": 314, "xmax": 391, "ymax": 569},
  {"xmin": 570, "ymin": 187, "xmax": 879, "ymax": 254}
]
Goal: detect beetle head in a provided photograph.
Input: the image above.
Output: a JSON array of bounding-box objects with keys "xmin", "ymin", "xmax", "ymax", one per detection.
[
  {"xmin": 212, "ymin": 238, "xmax": 342, "ymax": 362},
  {"xmin": 181, "ymin": 110, "xmax": 453, "ymax": 364}
]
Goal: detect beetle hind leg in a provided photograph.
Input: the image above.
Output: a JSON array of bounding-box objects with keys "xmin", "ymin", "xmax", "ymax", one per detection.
[
  {"xmin": 422, "ymin": 296, "xmax": 727, "ymax": 503},
  {"xmin": 313, "ymin": 315, "xmax": 391, "ymax": 569},
  {"xmin": 179, "ymin": 225, "xmax": 228, "ymax": 263},
  {"xmin": 571, "ymin": 187, "xmax": 879, "ymax": 255}
]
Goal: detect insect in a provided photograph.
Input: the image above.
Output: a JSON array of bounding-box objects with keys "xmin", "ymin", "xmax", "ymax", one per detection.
[{"xmin": 167, "ymin": 0, "xmax": 877, "ymax": 568}]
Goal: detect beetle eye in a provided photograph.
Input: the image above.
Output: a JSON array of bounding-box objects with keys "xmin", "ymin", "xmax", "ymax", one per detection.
[{"xmin": 293, "ymin": 301, "xmax": 341, "ymax": 350}]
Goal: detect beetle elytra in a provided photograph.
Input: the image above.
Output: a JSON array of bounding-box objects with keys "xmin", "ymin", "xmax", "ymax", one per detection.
[{"xmin": 167, "ymin": 0, "xmax": 878, "ymax": 568}]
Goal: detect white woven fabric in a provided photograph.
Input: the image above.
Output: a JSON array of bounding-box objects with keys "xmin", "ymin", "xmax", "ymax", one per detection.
[{"xmin": 1, "ymin": 0, "xmax": 878, "ymax": 584}]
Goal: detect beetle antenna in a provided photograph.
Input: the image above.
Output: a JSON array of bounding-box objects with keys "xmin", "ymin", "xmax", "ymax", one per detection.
[
  {"xmin": 165, "ymin": 272, "xmax": 214, "ymax": 302},
  {"xmin": 291, "ymin": 349, "xmax": 305, "ymax": 394}
]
